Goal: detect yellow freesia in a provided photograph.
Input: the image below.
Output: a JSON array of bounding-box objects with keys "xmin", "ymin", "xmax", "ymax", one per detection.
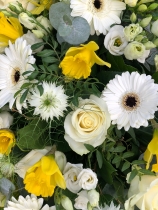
[
  {"xmin": 0, "ymin": 129, "xmax": 15, "ymax": 155},
  {"xmin": 59, "ymin": 41, "xmax": 111, "ymax": 79},
  {"xmin": 144, "ymin": 129, "xmax": 158, "ymax": 171},
  {"xmin": 24, "ymin": 155, "xmax": 66, "ymax": 197},
  {"xmin": 0, "ymin": 12, "xmax": 23, "ymax": 47},
  {"xmin": 28, "ymin": 0, "xmax": 53, "ymax": 14}
]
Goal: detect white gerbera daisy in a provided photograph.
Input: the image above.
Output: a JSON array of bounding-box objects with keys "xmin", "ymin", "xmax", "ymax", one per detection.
[
  {"xmin": 29, "ymin": 82, "xmax": 68, "ymax": 121},
  {"xmin": 0, "ymin": 37, "xmax": 35, "ymax": 113},
  {"xmin": 70, "ymin": 0, "xmax": 126, "ymax": 35},
  {"xmin": 101, "ymin": 72, "xmax": 158, "ymax": 131},
  {"xmin": 4, "ymin": 194, "xmax": 55, "ymax": 210}
]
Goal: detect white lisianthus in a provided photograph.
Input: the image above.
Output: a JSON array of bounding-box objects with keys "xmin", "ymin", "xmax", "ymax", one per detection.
[
  {"xmin": 124, "ymin": 23, "xmax": 142, "ymax": 41},
  {"xmin": 64, "ymin": 95, "xmax": 111, "ymax": 156},
  {"xmin": 151, "ymin": 19, "xmax": 158, "ymax": 37},
  {"xmin": 55, "ymin": 151, "xmax": 67, "ymax": 173},
  {"xmin": 74, "ymin": 190, "xmax": 89, "ymax": 210},
  {"xmin": 155, "ymin": 55, "xmax": 158, "ymax": 71},
  {"xmin": 63, "ymin": 162, "xmax": 83, "ymax": 193},
  {"xmin": 104, "ymin": 25, "xmax": 128, "ymax": 55},
  {"xmin": 22, "ymin": 31, "xmax": 43, "ymax": 53},
  {"xmin": 87, "ymin": 190, "xmax": 99, "ymax": 208},
  {"xmin": 18, "ymin": 12, "xmax": 36, "ymax": 29},
  {"xmin": 125, "ymin": 0, "xmax": 138, "ymax": 7},
  {"xmin": 124, "ymin": 174, "xmax": 158, "ymax": 210},
  {"xmin": 15, "ymin": 146, "xmax": 52, "ymax": 178},
  {"xmin": 78, "ymin": 168, "xmax": 98, "ymax": 190},
  {"xmin": 0, "ymin": 111, "xmax": 13, "ymax": 129},
  {"xmin": 137, "ymin": 49, "xmax": 150, "ymax": 63}
]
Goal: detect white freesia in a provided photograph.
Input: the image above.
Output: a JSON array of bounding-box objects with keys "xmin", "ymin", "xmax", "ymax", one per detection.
[
  {"xmin": 124, "ymin": 23, "xmax": 142, "ymax": 41},
  {"xmin": 87, "ymin": 189, "xmax": 99, "ymax": 208},
  {"xmin": 125, "ymin": 0, "xmax": 138, "ymax": 7},
  {"xmin": 55, "ymin": 151, "xmax": 67, "ymax": 173},
  {"xmin": 78, "ymin": 168, "xmax": 98, "ymax": 190},
  {"xmin": 15, "ymin": 146, "xmax": 52, "ymax": 178},
  {"xmin": 63, "ymin": 162, "xmax": 83, "ymax": 193},
  {"xmin": 0, "ymin": 111, "xmax": 13, "ymax": 128},
  {"xmin": 74, "ymin": 190, "xmax": 89, "ymax": 210},
  {"xmin": 104, "ymin": 25, "xmax": 128, "ymax": 55},
  {"xmin": 36, "ymin": 16, "xmax": 53, "ymax": 35},
  {"xmin": 18, "ymin": 12, "xmax": 36, "ymax": 29},
  {"xmin": 151, "ymin": 19, "xmax": 158, "ymax": 37},
  {"xmin": 155, "ymin": 55, "xmax": 158, "ymax": 71},
  {"xmin": 64, "ymin": 95, "xmax": 111, "ymax": 156},
  {"xmin": 124, "ymin": 174, "xmax": 158, "ymax": 210}
]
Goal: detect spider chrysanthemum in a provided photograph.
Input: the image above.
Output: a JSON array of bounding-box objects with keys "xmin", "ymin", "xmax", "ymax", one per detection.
[
  {"xmin": 70, "ymin": 0, "xmax": 126, "ymax": 35},
  {"xmin": 101, "ymin": 72, "xmax": 158, "ymax": 131},
  {"xmin": 29, "ymin": 82, "xmax": 69, "ymax": 121}
]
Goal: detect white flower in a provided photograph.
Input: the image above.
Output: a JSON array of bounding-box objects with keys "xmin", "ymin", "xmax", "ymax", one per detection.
[
  {"xmin": 101, "ymin": 71, "xmax": 158, "ymax": 131},
  {"xmin": 123, "ymin": 24, "xmax": 142, "ymax": 42},
  {"xmin": 29, "ymin": 82, "xmax": 68, "ymax": 121},
  {"xmin": 0, "ymin": 111, "xmax": 13, "ymax": 128},
  {"xmin": 0, "ymin": 37, "xmax": 35, "ymax": 113},
  {"xmin": 124, "ymin": 174, "xmax": 158, "ymax": 210},
  {"xmin": 125, "ymin": 0, "xmax": 138, "ymax": 7},
  {"xmin": 55, "ymin": 151, "xmax": 67, "ymax": 173},
  {"xmin": 155, "ymin": 55, "xmax": 158, "ymax": 71},
  {"xmin": 70, "ymin": 0, "xmax": 126, "ymax": 35},
  {"xmin": 95, "ymin": 201, "xmax": 120, "ymax": 210},
  {"xmin": 104, "ymin": 25, "xmax": 128, "ymax": 55},
  {"xmin": 74, "ymin": 190, "xmax": 89, "ymax": 210},
  {"xmin": 4, "ymin": 194, "xmax": 55, "ymax": 210},
  {"xmin": 87, "ymin": 189, "xmax": 99, "ymax": 208},
  {"xmin": 151, "ymin": 19, "xmax": 158, "ymax": 37},
  {"xmin": 18, "ymin": 12, "xmax": 36, "ymax": 29},
  {"xmin": 64, "ymin": 95, "xmax": 111, "ymax": 156},
  {"xmin": 78, "ymin": 168, "xmax": 98, "ymax": 190},
  {"xmin": 63, "ymin": 162, "xmax": 83, "ymax": 193},
  {"xmin": 36, "ymin": 16, "xmax": 53, "ymax": 35},
  {"xmin": 137, "ymin": 49, "xmax": 150, "ymax": 63},
  {"xmin": 61, "ymin": 196, "xmax": 73, "ymax": 210},
  {"xmin": 1, "ymin": 0, "xmax": 38, "ymax": 10},
  {"xmin": 15, "ymin": 146, "xmax": 52, "ymax": 178}
]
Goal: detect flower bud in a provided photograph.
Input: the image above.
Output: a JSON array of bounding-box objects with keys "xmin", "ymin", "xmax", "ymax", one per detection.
[
  {"xmin": 134, "ymin": 34, "xmax": 144, "ymax": 42},
  {"xmin": 125, "ymin": 0, "xmax": 138, "ymax": 7},
  {"xmin": 55, "ymin": 151, "xmax": 67, "ymax": 173},
  {"xmin": 87, "ymin": 203, "xmax": 93, "ymax": 210},
  {"xmin": 1, "ymin": 162, "xmax": 14, "ymax": 178},
  {"xmin": 61, "ymin": 196, "xmax": 73, "ymax": 210},
  {"xmin": 139, "ymin": 16, "xmax": 152, "ymax": 27},
  {"xmin": 36, "ymin": 16, "xmax": 53, "ymax": 34},
  {"xmin": 1, "ymin": 11, "xmax": 12, "ymax": 17},
  {"xmin": 9, "ymin": 3, "xmax": 21, "ymax": 13},
  {"xmin": 0, "ymin": 192, "xmax": 6, "ymax": 207},
  {"xmin": 153, "ymin": 38, "xmax": 158, "ymax": 47},
  {"xmin": 19, "ymin": 12, "xmax": 36, "ymax": 29},
  {"xmin": 137, "ymin": 4, "xmax": 147, "ymax": 12},
  {"xmin": 151, "ymin": 20, "xmax": 158, "ymax": 37},
  {"xmin": 130, "ymin": 12, "xmax": 137, "ymax": 23},
  {"xmin": 155, "ymin": 55, "xmax": 158, "ymax": 71},
  {"xmin": 32, "ymin": 30, "xmax": 44, "ymax": 38},
  {"xmin": 147, "ymin": 3, "xmax": 158, "ymax": 10},
  {"xmin": 143, "ymin": 41, "xmax": 156, "ymax": 50},
  {"xmin": 87, "ymin": 189, "xmax": 99, "ymax": 207}
]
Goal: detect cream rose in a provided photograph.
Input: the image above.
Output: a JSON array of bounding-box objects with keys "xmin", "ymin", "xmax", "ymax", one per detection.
[
  {"xmin": 64, "ymin": 95, "xmax": 111, "ymax": 156},
  {"xmin": 125, "ymin": 174, "xmax": 158, "ymax": 210}
]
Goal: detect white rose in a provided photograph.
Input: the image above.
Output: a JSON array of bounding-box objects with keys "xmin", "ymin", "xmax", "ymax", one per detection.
[
  {"xmin": 0, "ymin": 111, "xmax": 13, "ymax": 128},
  {"xmin": 15, "ymin": 146, "xmax": 52, "ymax": 178},
  {"xmin": 125, "ymin": 0, "xmax": 138, "ymax": 7},
  {"xmin": 36, "ymin": 16, "xmax": 53, "ymax": 35},
  {"xmin": 55, "ymin": 151, "xmax": 67, "ymax": 173},
  {"xmin": 63, "ymin": 162, "xmax": 83, "ymax": 193},
  {"xmin": 74, "ymin": 190, "xmax": 89, "ymax": 210},
  {"xmin": 155, "ymin": 55, "xmax": 158, "ymax": 71},
  {"xmin": 64, "ymin": 95, "xmax": 111, "ymax": 156},
  {"xmin": 151, "ymin": 19, "xmax": 158, "ymax": 37},
  {"xmin": 124, "ymin": 23, "xmax": 142, "ymax": 41},
  {"xmin": 22, "ymin": 30, "xmax": 43, "ymax": 53},
  {"xmin": 125, "ymin": 174, "xmax": 158, "ymax": 210},
  {"xmin": 78, "ymin": 168, "xmax": 98, "ymax": 190},
  {"xmin": 124, "ymin": 41, "xmax": 146, "ymax": 61},
  {"xmin": 18, "ymin": 12, "xmax": 36, "ymax": 30},
  {"xmin": 104, "ymin": 25, "xmax": 128, "ymax": 56}
]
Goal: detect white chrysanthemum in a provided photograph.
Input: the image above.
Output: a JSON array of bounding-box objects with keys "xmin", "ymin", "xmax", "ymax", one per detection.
[
  {"xmin": 0, "ymin": 37, "xmax": 35, "ymax": 113},
  {"xmin": 70, "ymin": 0, "xmax": 126, "ymax": 35},
  {"xmin": 101, "ymin": 72, "xmax": 158, "ymax": 131},
  {"xmin": 4, "ymin": 194, "xmax": 55, "ymax": 210},
  {"xmin": 29, "ymin": 82, "xmax": 69, "ymax": 121}
]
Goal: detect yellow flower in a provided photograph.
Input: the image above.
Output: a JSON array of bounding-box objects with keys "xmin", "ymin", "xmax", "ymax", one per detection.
[
  {"xmin": 28, "ymin": 0, "xmax": 53, "ymax": 14},
  {"xmin": 0, "ymin": 129, "xmax": 15, "ymax": 155},
  {"xmin": 0, "ymin": 12, "xmax": 23, "ymax": 48},
  {"xmin": 144, "ymin": 129, "xmax": 158, "ymax": 171},
  {"xmin": 59, "ymin": 41, "xmax": 111, "ymax": 79},
  {"xmin": 24, "ymin": 155, "xmax": 66, "ymax": 197}
]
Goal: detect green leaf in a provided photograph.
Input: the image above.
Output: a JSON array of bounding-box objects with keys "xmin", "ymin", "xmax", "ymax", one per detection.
[
  {"xmin": 91, "ymin": 84, "xmax": 101, "ymax": 97},
  {"xmin": 42, "ymin": 57, "xmax": 59, "ymax": 63},
  {"xmin": 121, "ymin": 161, "xmax": 131, "ymax": 172},
  {"xmin": 47, "ymin": 64, "xmax": 59, "ymax": 73},
  {"xmin": 37, "ymin": 85, "xmax": 44, "ymax": 96},
  {"xmin": 31, "ymin": 42, "xmax": 44, "ymax": 50},
  {"xmin": 20, "ymin": 83, "xmax": 31, "ymax": 89},
  {"xmin": 122, "ymin": 152, "xmax": 134, "ymax": 159},
  {"xmin": 14, "ymin": 89, "xmax": 22, "ymax": 98},
  {"xmin": 84, "ymin": 144, "xmax": 95, "ymax": 152},
  {"xmin": 128, "ymin": 169, "xmax": 138, "ymax": 183},
  {"xmin": 127, "ymin": 127, "xmax": 137, "ymax": 143},
  {"xmin": 113, "ymin": 146, "xmax": 126, "ymax": 153},
  {"xmin": 39, "ymin": 74, "xmax": 46, "ymax": 81},
  {"xmin": 112, "ymin": 155, "xmax": 122, "ymax": 164},
  {"xmin": 28, "ymin": 71, "xmax": 39, "ymax": 80},
  {"xmin": 22, "ymin": 71, "xmax": 33, "ymax": 76},
  {"xmin": 37, "ymin": 49, "xmax": 56, "ymax": 57},
  {"xmin": 96, "ymin": 150, "xmax": 103, "ymax": 168},
  {"xmin": 139, "ymin": 169, "xmax": 155, "ymax": 176},
  {"xmin": 20, "ymin": 89, "xmax": 29, "ymax": 104},
  {"xmin": 132, "ymin": 160, "xmax": 146, "ymax": 165}
]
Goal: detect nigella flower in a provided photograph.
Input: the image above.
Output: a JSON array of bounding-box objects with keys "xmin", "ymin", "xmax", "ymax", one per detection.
[
  {"xmin": 29, "ymin": 82, "xmax": 69, "ymax": 121},
  {"xmin": 101, "ymin": 72, "xmax": 158, "ymax": 131}
]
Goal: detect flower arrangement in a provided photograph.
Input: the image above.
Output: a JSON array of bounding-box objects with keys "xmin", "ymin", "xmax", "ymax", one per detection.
[{"xmin": 0, "ymin": 0, "xmax": 158, "ymax": 209}]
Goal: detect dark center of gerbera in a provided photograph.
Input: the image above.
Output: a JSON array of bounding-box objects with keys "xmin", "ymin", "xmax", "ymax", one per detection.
[
  {"xmin": 12, "ymin": 67, "xmax": 21, "ymax": 84},
  {"xmin": 14, "ymin": 70, "xmax": 20, "ymax": 83},
  {"xmin": 122, "ymin": 93, "xmax": 140, "ymax": 111},
  {"xmin": 93, "ymin": 0, "xmax": 102, "ymax": 9}
]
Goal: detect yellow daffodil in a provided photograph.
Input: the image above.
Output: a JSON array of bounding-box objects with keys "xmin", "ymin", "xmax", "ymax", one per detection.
[
  {"xmin": 0, "ymin": 129, "xmax": 15, "ymax": 155},
  {"xmin": 24, "ymin": 155, "xmax": 66, "ymax": 197},
  {"xmin": 28, "ymin": 0, "xmax": 53, "ymax": 14},
  {"xmin": 0, "ymin": 12, "xmax": 23, "ymax": 48},
  {"xmin": 59, "ymin": 41, "xmax": 111, "ymax": 79},
  {"xmin": 144, "ymin": 129, "xmax": 158, "ymax": 171}
]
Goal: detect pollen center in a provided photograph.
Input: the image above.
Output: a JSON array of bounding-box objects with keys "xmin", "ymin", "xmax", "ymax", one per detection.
[
  {"xmin": 93, "ymin": 0, "xmax": 102, "ymax": 9},
  {"xmin": 121, "ymin": 93, "xmax": 140, "ymax": 111},
  {"xmin": 12, "ymin": 67, "xmax": 21, "ymax": 84}
]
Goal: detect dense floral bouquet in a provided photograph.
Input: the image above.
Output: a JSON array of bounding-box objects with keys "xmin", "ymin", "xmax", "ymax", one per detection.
[{"xmin": 0, "ymin": 0, "xmax": 158, "ymax": 209}]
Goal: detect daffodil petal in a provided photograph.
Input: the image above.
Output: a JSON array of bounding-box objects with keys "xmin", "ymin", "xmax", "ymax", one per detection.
[
  {"xmin": 144, "ymin": 148, "xmax": 153, "ymax": 169},
  {"xmin": 92, "ymin": 52, "xmax": 111, "ymax": 67},
  {"xmin": 41, "ymin": 155, "xmax": 59, "ymax": 175}
]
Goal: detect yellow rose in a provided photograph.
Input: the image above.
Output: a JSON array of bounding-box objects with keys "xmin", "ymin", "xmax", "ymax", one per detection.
[{"xmin": 0, "ymin": 129, "xmax": 15, "ymax": 155}]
